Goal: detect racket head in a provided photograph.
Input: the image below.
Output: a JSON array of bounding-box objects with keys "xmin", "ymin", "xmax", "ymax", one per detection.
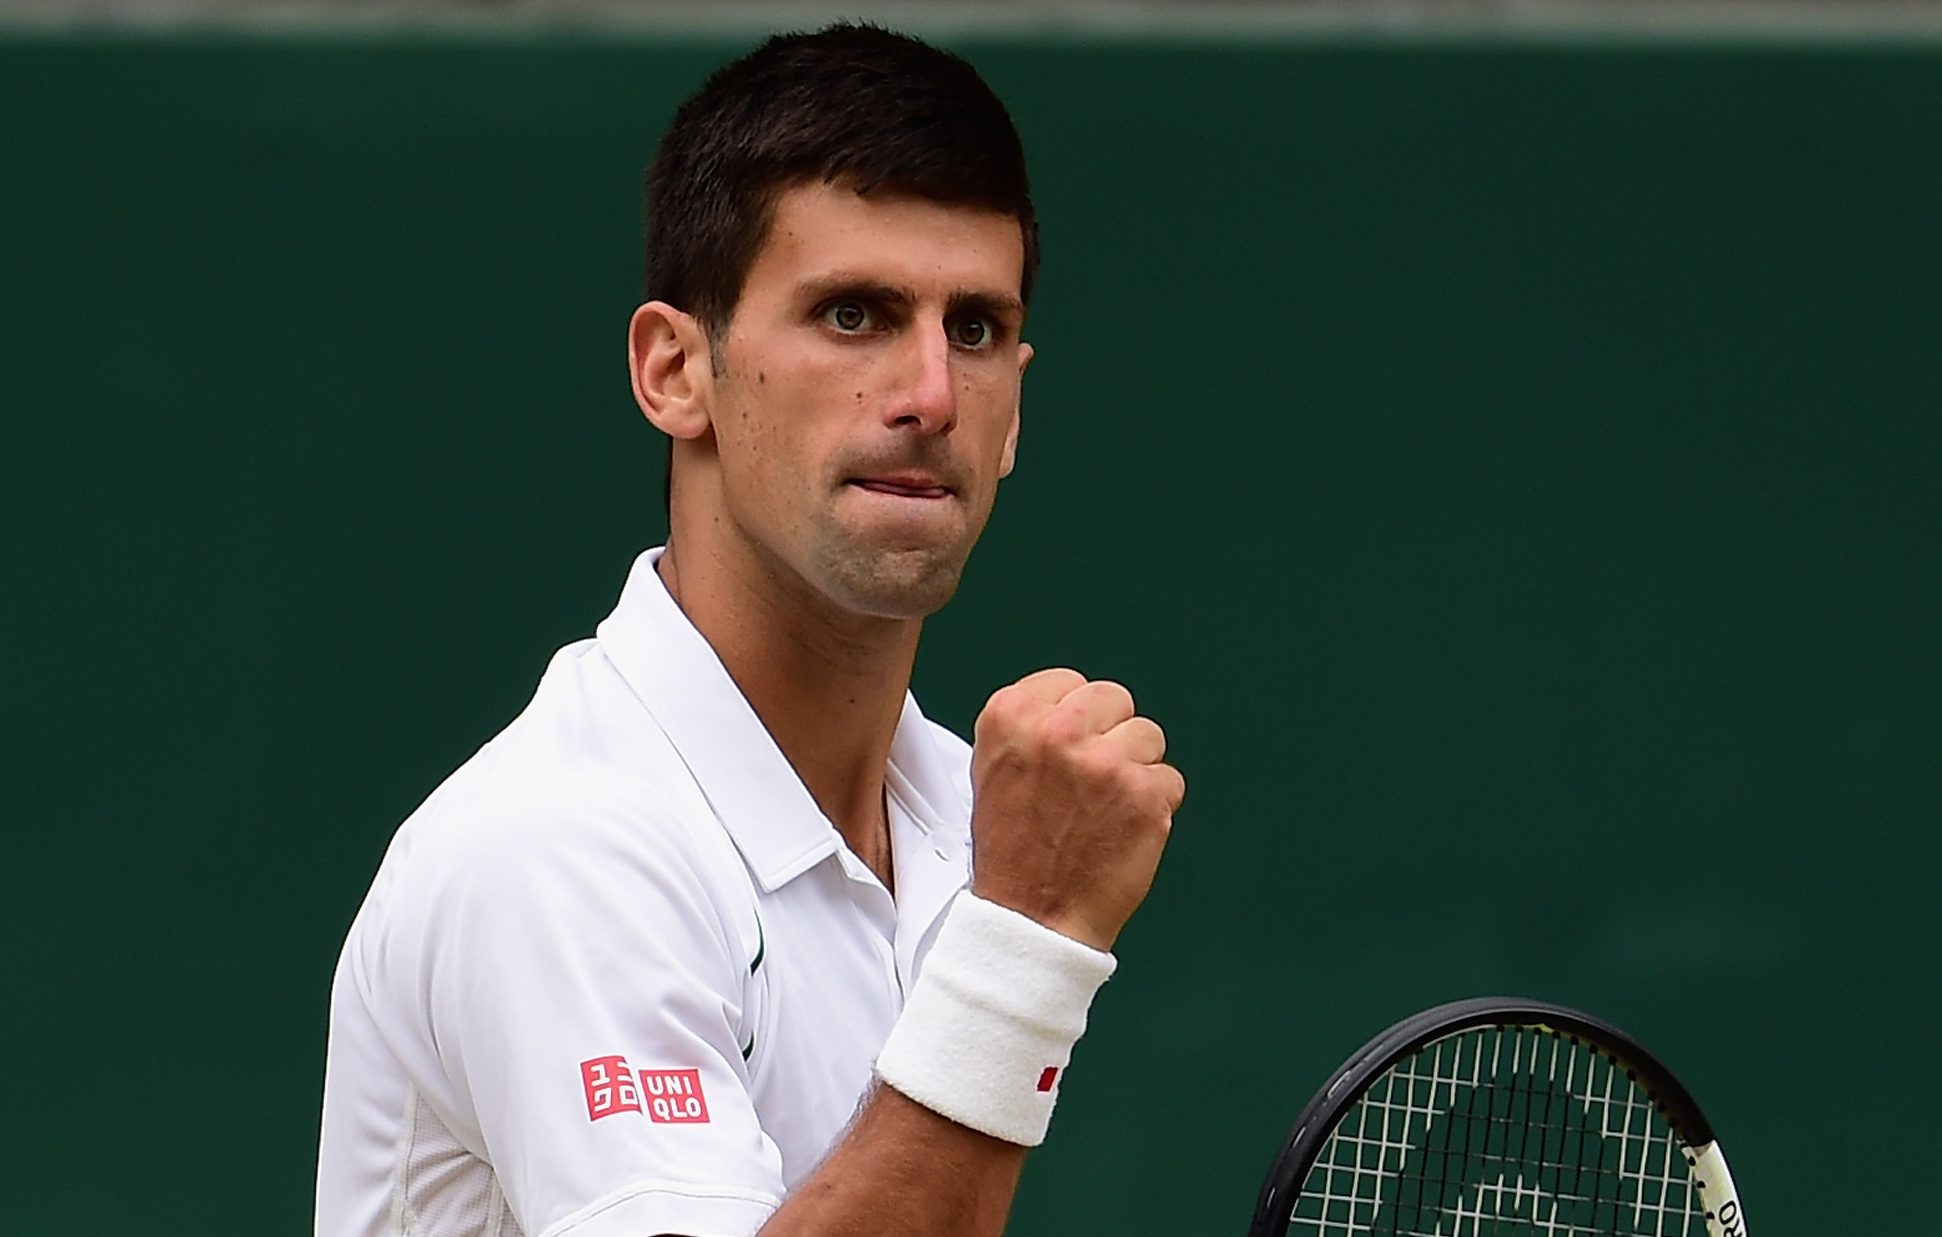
[{"xmin": 1247, "ymin": 996, "xmax": 1745, "ymax": 1237}]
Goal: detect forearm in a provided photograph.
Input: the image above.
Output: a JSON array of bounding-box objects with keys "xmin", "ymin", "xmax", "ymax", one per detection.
[
  {"xmin": 754, "ymin": 658, "xmax": 1185, "ymax": 1237},
  {"xmin": 758, "ymin": 1084, "xmax": 1025, "ymax": 1237}
]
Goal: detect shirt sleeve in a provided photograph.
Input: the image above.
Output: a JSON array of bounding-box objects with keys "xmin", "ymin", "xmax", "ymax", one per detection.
[{"xmin": 394, "ymin": 788, "xmax": 784, "ymax": 1237}]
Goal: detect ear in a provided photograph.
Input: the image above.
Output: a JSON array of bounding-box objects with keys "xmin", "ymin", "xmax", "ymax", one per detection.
[
  {"xmin": 999, "ymin": 341, "xmax": 1032, "ymax": 478},
  {"xmin": 629, "ymin": 301, "xmax": 714, "ymax": 440}
]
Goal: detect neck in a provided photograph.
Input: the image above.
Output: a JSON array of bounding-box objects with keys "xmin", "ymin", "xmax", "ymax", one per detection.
[{"xmin": 656, "ymin": 537, "xmax": 917, "ymax": 882}]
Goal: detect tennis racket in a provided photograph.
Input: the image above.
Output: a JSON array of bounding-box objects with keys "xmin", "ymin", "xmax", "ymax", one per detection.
[{"xmin": 1247, "ymin": 997, "xmax": 1746, "ymax": 1236}]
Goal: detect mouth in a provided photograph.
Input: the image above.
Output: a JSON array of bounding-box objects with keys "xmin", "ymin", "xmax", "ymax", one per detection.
[{"xmin": 847, "ymin": 476, "xmax": 954, "ymax": 500}]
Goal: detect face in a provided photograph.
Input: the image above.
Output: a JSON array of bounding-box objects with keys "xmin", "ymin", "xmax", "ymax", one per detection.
[{"xmin": 699, "ymin": 180, "xmax": 1031, "ymax": 619}]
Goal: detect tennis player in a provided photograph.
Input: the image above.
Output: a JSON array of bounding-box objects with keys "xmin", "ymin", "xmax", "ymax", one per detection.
[{"xmin": 316, "ymin": 24, "xmax": 1182, "ymax": 1237}]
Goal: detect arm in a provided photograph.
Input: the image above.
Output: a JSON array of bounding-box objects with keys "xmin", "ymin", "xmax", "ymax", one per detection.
[
  {"xmin": 759, "ymin": 1086, "xmax": 1024, "ymax": 1237},
  {"xmin": 756, "ymin": 668, "xmax": 1184, "ymax": 1237}
]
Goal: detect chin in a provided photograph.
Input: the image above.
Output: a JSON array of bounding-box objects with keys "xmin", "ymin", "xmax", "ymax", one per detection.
[{"xmin": 817, "ymin": 545, "xmax": 969, "ymax": 619}]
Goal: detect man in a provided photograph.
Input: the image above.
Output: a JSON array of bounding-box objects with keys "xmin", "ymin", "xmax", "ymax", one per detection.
[{"xmin": 317, "ymin": 24, "xmax": 1182, "ymax": 1237}]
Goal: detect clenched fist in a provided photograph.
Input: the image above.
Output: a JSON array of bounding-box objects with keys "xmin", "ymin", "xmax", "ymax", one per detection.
[{"xmin": 968, "ymin": 668, "xmax": 1185, "ymax": 951}]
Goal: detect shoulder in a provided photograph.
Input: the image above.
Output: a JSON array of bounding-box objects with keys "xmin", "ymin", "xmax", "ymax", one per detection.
[{"xmin": 351, "ymin": 641, "xmax": 752, "ymax": 978}]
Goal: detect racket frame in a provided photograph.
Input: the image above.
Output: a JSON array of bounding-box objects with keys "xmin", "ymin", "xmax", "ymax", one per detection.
[{"xmin": 1246, "ymin": 996, "xmax": 1745, "ymax": 1237}]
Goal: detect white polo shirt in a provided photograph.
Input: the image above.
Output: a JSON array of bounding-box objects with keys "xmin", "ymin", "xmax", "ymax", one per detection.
[{"xmin": 317, "ymin": 547, "xmax": 975, "ymax": 1237}]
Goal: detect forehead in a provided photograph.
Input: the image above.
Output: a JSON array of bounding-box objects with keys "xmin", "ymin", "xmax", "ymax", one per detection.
[{"xmin": 741, "ymin": 180, "xmax": 1027, "ymax": 305}]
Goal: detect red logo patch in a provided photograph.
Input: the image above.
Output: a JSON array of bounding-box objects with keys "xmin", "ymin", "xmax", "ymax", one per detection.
[
  {"xmin": 1035, "ymin": 1066, "xmax": 1059, "ymax": 1093},
  {"xmin": 639, "ymin": 1067, "xmax": 711, "ymax": 1124},
  {"xmin": 580, "ymin": 1056, "xmax": 641, "ymax": 1121}
]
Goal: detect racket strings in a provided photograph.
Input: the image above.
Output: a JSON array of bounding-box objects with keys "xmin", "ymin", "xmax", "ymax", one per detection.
[{"xmin": 1292, "ymin": 1026, "xmax": 1703, "ymax": 1236}]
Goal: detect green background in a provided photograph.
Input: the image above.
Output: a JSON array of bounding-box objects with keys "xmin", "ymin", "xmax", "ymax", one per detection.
[{"xmin": 4, "ymin": 29, "xmax": 1937, "ymax": 1234}]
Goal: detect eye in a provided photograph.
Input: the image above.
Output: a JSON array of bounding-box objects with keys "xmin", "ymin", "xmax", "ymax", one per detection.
[
  {"xmin": 950, "ymin": 315, "xmax": 995, "ymax": 350},
  {"xmin": 822, "ymin": 300, "xmax": 876, "ymax": 333}
]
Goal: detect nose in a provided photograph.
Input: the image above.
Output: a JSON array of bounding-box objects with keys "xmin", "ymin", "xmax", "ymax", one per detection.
[{"xmin": 886, "ymin": 319, "xmax": 958, "ymax": 435}]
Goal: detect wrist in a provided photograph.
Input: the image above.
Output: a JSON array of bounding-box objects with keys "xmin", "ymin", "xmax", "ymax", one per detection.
[
  {"xmin": 874, "ymin": 891, "xmax": 1117, "ymax": 1146},
  {"xmin": 967, "ymin": 882, "xmax": 1118, "ymax": 952}
]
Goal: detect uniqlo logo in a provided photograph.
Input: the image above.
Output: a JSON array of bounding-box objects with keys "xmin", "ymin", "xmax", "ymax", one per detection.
[
  {"xmin": 580, "ymin": 1056, "xmax": 641, "ymax": 1121},
  {"xmin": 639, "ymin": 1068, "xmax": 711, "ymax": 1124}
]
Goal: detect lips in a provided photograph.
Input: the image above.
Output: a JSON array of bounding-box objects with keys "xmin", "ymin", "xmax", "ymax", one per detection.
[{"xmin": 849, "ymin": 476, "xmax": 952, "ymax": 499}]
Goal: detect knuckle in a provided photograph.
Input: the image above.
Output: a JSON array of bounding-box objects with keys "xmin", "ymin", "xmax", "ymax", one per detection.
[
  {"xmin": 1083, "ymin": 680, "xmax": 1135, "ymax": 721},
  {"xmin": 1074, "ymin": 735, "xmax": 1123, "ymax": 774},
  {"xmin": 1036, "ymin": 702, "xmax": 1090, "ymax": 746},
  {"xmin": 1106, "ymin": 761, "xmax": 1155, "ymax": 807},
  {"xmin": 1087, "ymin": 759, "xmax": 1132, "ymax": 796},
  {"xmin": 978, "ymin": 685, "xmax": 1029, "ymax": 730},
  {"xmin": 1164, "ymin": 766, "xmax": 1187, "ymax": 810},
  {"xmin": 1034, "ymin": 666, "xmax": 1087, "ymax": 694}
]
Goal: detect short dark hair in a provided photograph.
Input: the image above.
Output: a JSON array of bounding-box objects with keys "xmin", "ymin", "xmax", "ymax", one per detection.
[{"xmin": 644, "ymin": 23, "xmax": 1040, "ymax": 340}]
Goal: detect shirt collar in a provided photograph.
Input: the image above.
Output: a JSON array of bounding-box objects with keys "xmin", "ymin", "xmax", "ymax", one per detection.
[{"xmin": 596, "ymin": 547, "xmax": 968, "ymax": 893}]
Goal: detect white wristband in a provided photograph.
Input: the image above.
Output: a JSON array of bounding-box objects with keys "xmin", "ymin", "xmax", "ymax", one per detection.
[{"xmin": 874, "ymin": 891, "xmax": 1117, "ymax": 1146}]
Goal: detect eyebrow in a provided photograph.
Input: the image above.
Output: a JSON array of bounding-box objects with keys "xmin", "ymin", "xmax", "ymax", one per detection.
[
  {"xmin": 797, "ymin": 275, "xmax": 1024, "ymax": 322},
  {"xmin": 948, "ymin": 288, "xmax": 1026, "ymax": 322}
]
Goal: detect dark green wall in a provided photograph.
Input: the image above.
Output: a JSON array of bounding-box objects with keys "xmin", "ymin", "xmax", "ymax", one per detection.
[{"xmin": 4, "ymin": 30, "xmax": 1937, "ymax": 1234}]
